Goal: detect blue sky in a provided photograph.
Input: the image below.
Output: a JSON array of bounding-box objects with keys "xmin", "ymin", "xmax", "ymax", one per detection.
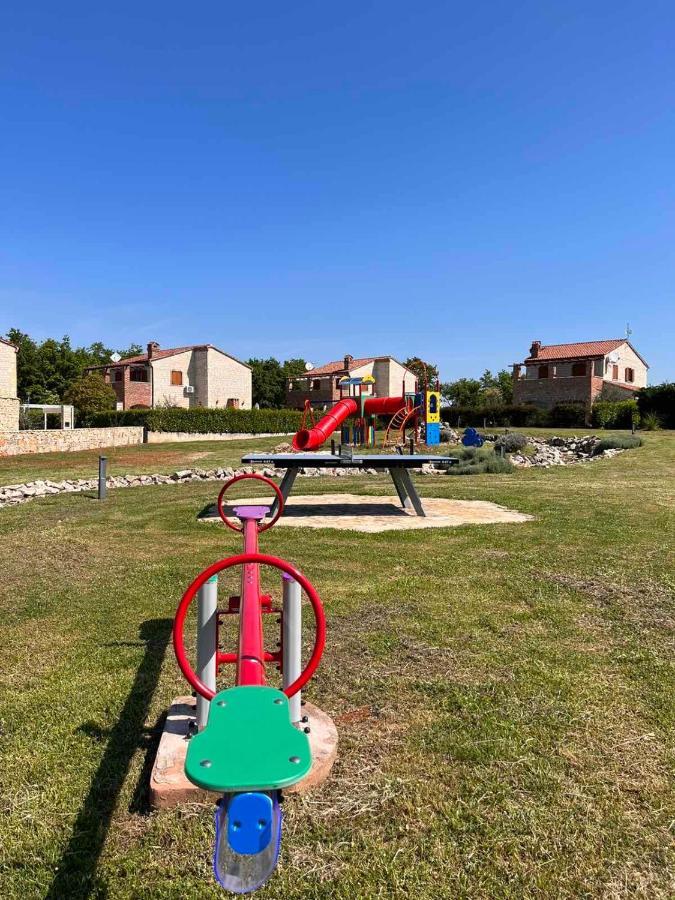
[{"xmin": 1, "ymin": 2, "xmax": 673, "ymax": 381}]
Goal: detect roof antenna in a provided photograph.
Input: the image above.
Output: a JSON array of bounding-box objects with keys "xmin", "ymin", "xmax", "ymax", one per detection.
[{"xmin": 625, "ymin": 322, "xmax": 632, "ymax": 340}]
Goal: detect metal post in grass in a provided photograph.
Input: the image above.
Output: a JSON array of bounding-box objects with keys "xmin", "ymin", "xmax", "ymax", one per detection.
[
  {"xmin": 282, "ymin": 573, "xmax": 302, "ymax": 724},
  {"xmin": 98, "ymin": 455, "xmax": 107, "ymax": 500},
  {"xmin": 196, "ymin": 575, "xmax": 218, "ymax": 731}
]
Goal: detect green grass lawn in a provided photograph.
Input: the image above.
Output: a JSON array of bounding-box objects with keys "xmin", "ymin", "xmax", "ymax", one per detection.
[
  {"xmin": 0, "ymin": 426, "xmax": 647, "ymax": 486},
  {"xmin": 0, "ymin": 433, "xmax": 673, "ymax": 898},
  {"xmin": 0, "ymin": 435, "xmax": 292, "ymax": 485}
]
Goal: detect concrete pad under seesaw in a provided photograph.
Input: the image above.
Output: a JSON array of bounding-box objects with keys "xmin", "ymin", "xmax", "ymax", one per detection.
[
  {"xmin": 150, "ymin": 696, "xmax": 337, "ymax": 810},
  {"xmin": 200, "ymin": 494, "xmax": 532, "ymax": 533}
]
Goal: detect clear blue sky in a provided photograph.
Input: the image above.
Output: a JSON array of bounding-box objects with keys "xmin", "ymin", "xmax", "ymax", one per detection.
[{"xmin": 1, "ymin": 2, "xmax": 673, "ymax": 381}]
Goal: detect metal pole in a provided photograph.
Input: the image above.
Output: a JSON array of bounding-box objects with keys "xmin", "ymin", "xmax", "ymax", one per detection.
[
  {"xmin": 282, "ymin": 573, "xmax": 302, "ymax": 724},
  {"xmin": 98, "ymin": 455, "xmax": 107, "ymax": 500},
  {"xmin": 196, "ymin": 574, "xmax": 218, "ymax": 730}
]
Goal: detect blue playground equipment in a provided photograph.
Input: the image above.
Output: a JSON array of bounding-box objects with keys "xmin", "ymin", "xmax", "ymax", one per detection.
[{"xmin": 461, "ymin": 427, "xmax": 484, "ymax": 448}]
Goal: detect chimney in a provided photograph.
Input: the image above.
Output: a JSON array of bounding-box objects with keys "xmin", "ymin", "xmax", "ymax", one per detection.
[
  {"xmin": 343, "ymin": 354, "xmax": 353, "ymax": 370},
  {"xmin": 147, "ymin": 341, "xmax": 160, "ymax": 359},
  {"xmin": 529, "ymin": 340, "xmax": 541, "ymax": 359}
]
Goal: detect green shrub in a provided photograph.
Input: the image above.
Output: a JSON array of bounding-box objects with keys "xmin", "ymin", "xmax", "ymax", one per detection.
[
  {"xmin": 86, "ymin": 409, "xmax": 152, "ymax": 427},
  {"xmin": 494, "ymin": 433, "xmax": 528, "ymax": 453},
  {"xmin": 641, "ymin": 411, "xmax": 661, "ymax": 431},
  {"xmin": 591, "ymin": 399, "xmax": 639, "ymax": 429},
  {"xmin": 637, "ymin": 383, "xmax": 675, "ymax": 429},
  {"xmin": 549, "ymin": 402, "xmax": 587, "ymax": 427},
  {"xmin": 593, "ymin": 435, "xmax": 642, "ymax": 454},
  {"xmin": 88, "ymin": 407, "xmax": 303, "ymax": 434},
  {"xmin": 448, "ymin": 447, "xmax": 514, "ymax": 475}
]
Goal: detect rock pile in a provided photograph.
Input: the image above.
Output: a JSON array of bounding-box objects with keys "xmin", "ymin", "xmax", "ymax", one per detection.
[{"xmin": 507, "ymin": 435, "xmax": 621, "ymax": 468}]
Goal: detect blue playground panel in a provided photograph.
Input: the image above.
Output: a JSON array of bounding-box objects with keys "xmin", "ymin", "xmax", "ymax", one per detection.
[{"xmin": 425, "ymin": 422, "xmax": 440, "ymax": 445}]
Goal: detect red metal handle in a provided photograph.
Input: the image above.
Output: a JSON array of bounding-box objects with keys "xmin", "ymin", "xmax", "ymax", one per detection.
[
  {"xmin": 173, "ymin": 553, "xmax": 326, "ymax": 700},
  {"xmin": 217, "ymin": 473, "xmax": 284, "ymax": 533}
]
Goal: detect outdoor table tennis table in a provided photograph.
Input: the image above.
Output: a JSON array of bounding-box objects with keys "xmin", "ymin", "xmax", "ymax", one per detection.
[{"xmin": 240, "ymin": 452, "xmax": 459, "ymax": 518}]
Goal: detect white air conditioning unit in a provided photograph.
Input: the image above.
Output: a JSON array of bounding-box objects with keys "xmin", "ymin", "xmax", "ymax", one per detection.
[{"xmin": 184, "ymin": 385, "xmax": 195, "ymax": 394}]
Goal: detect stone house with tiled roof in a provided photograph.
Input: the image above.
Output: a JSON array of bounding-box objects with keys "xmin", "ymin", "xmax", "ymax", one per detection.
[
  {"xmin": 512, "ymin": 339, "xmax": 648, "ymax": 413},
  {"xmin": 0, "ymin": 337, "xmax": 20, "ymax": 431},
  {"xmin": 86, "ymin": 342, "xmax": 252, "ymax": 411},
  {"xmin": 286, "ymin": 354, "xmax": 417, "ymax": 409}
]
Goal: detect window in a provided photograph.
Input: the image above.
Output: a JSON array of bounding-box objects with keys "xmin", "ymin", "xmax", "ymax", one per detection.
[
  {"xmin": 170, "ymin": 370, "xmax": 183, "ymax": 386},
  {"xmin": 538, "ymin": 365, "xmax": 549, "ymax": 379},
  {"xmin": 571, "ymin": 362, "xmax": 586, "ymax": 376},
  {"xmin": 130, "ymin": 367, "xmax": 148, "ymax": 382},
  {"xmin": 625, "ymin": 367, "xmax": 634, "ymax": 383},
  {"xmin": 312, "ymin": 379, "xmax": 321, "ymax": 391}
]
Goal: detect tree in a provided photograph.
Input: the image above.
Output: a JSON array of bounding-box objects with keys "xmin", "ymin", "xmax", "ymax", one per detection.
[
  {"xmin": 4, "ymin": 329, "xmax": 149, "ymax": 402},
  {"xmin": 403, "ymin": 357, "xmax": 439, "ymax": 388},
  {"xmin": 495, "ymin": 369, "xmax": 514, "ymax": 405},
  {"xmin": 441, "ymin": 378, "xmax": 481, "ymax": 407},
  {"xmin": 282, "ymin": 358, "xmax": 307, "ymax": 380},
  {"xmin": 247, "ymin": 357, "xmax": 307, "ymax": 407},
  {"xmin": 64, "ymin": 373, "xmax": 116, "ymax": 422}
]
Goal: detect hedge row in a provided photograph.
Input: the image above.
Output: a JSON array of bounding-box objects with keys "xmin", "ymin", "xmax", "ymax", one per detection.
[
  {"xmin": 442, "ymin": 405, "xmax": 551, "ymax": 427},
  {"xmin": 87, "ymin": 407, "xmax": 303, "ymax": 434},
  {"xmin": 636, "ymin": 383, "xmax": 675, "ymax": 429},
  {"xmin": 442, "ymin": 399, "xmax": 646, "ymax": 429},
  {"xmin": 591, "ymin": 400, "xmax": 639, "ymax": 429}
]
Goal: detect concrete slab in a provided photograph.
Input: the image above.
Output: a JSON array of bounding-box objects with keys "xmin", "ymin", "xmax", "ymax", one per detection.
[
  {"xmin": 199, "ymin": 493, "xmax": 533, "ymax": 533},
  {"xmin": 150, "ymin": 695, "xmax": 338, "ymax": 810}
]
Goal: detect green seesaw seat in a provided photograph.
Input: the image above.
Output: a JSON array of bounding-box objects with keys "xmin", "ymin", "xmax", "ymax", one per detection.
[{"xmin": 185, "ymin": 686, "xmax": 311, "ymax": 792}]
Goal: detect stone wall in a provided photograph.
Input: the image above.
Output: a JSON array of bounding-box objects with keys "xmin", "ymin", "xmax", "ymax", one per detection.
[
  {"xmin": 0, "ymin": 342, "xmax": 18, "ymax": 398},
  {"xmin": 0, "ymin": 397, "xmax": 20, "ymax": 432},
  {"xmin": 0, "ymin": 426, "xmax": 144, "ymax": 457},
  {"xmin": 146, "ymin": 430, "xmax": 294, "ymax": 444},
  {"xmin": 513, "ymin": 373, "xmax": 595, "ymax": 412}
]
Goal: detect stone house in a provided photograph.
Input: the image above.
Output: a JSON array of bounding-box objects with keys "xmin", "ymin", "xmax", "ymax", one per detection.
[
  {"xmin": 0, "ymin": 337, "xmax": 19, "ymax": 431},
  {"xmin": 286, "ymin": 354, "xmax": 417, "ymax": 409},
  {"xmin": 512, "ymin": 339, "xmax": 648, "ymax": 413},
  {"xmin": 86, "ymin": 342, "xmax": 252, "ymax": 411}
]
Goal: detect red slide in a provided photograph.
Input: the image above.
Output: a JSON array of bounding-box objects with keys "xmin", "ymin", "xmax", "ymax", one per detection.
[{"xmin": 292, "ymin": 396, "xmax": 405, "ymax": 450}]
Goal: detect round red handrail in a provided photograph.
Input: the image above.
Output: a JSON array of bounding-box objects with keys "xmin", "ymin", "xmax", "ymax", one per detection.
[
  {"xmin": 216, "ymin": 473, "xmax": 284, "ymax": 533},
  {"xmin": 173, "ymin": 553, "xmax": 326, "ymax": 700}
]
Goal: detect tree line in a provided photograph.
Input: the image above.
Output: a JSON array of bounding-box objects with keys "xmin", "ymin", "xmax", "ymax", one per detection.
[{"xmin": 5, "ymin": 328, "xmax": 142, "ymax": 403}]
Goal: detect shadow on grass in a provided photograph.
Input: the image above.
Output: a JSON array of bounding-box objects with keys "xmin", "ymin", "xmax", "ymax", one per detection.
[{"xmin": 46, "ymin": 618, "xmax": 172, "ymax": 899}]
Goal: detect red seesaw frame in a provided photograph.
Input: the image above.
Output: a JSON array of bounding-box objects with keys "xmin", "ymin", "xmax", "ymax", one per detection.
[
  {"xmin": 173, "ymin": 553, "xmax": 326, "ymax": 700},
  {"xmin": 217, "ymin": 473, "xmax": 284, "ymax": 533}
]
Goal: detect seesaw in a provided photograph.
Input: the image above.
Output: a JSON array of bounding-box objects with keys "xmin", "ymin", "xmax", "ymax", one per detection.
[{"xmin": 170, "ymin": 473, "xmax": 330, "ymax": 893}]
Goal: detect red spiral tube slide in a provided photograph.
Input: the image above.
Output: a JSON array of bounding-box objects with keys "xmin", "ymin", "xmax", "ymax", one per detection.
[{"xmin": 292, "ymin": 395, "xmax": 405, "ymax": 450}]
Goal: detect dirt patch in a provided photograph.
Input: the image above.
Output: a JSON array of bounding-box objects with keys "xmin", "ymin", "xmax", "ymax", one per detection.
[
  {"xmin": 200, "ymin": 493, "xmax": 532, "ymax": 533},
  {"xmin": 549, "ymin": 573, "xmax": 675, "ymax": 633}
]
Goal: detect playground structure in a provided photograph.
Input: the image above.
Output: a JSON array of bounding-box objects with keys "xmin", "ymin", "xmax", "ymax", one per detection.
[
  {"xmin": 294, "ymin": 373, "xmax": 442, "ymax": 451},
  {"xmin": 171, "ymin": 473, "xmax": 329, "ymax": 893}
]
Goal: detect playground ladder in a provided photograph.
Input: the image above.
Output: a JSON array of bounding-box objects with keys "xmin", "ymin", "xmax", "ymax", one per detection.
[{"xmin": 382, "ymin": 404, "xmax": 421, "ymax": 447}]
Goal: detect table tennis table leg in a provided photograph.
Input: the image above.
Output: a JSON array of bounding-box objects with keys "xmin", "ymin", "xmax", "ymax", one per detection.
[
  {"xmin": 271, "ymin": 467, "xmax": 298, "ymax": 517},
  {"xmin": 390, "ymin": 467, "xmax": 412, "ymax": 511},
  {"xmin": 391, "ymin": 467, "xmax": 426, "ymax": 517}
]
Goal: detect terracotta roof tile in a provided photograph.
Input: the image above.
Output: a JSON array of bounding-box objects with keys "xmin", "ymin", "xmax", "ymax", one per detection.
[
  {"xmin": 305, "ymin": 357, "xmax": 378, "ymax": 376},
  {"xmin": 85, "ymin": 344, "xmax": 251, "ymax": 370},
  {"xmin": 525, "ymin": 339, "xmax": 625, "ymax": 362}
]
